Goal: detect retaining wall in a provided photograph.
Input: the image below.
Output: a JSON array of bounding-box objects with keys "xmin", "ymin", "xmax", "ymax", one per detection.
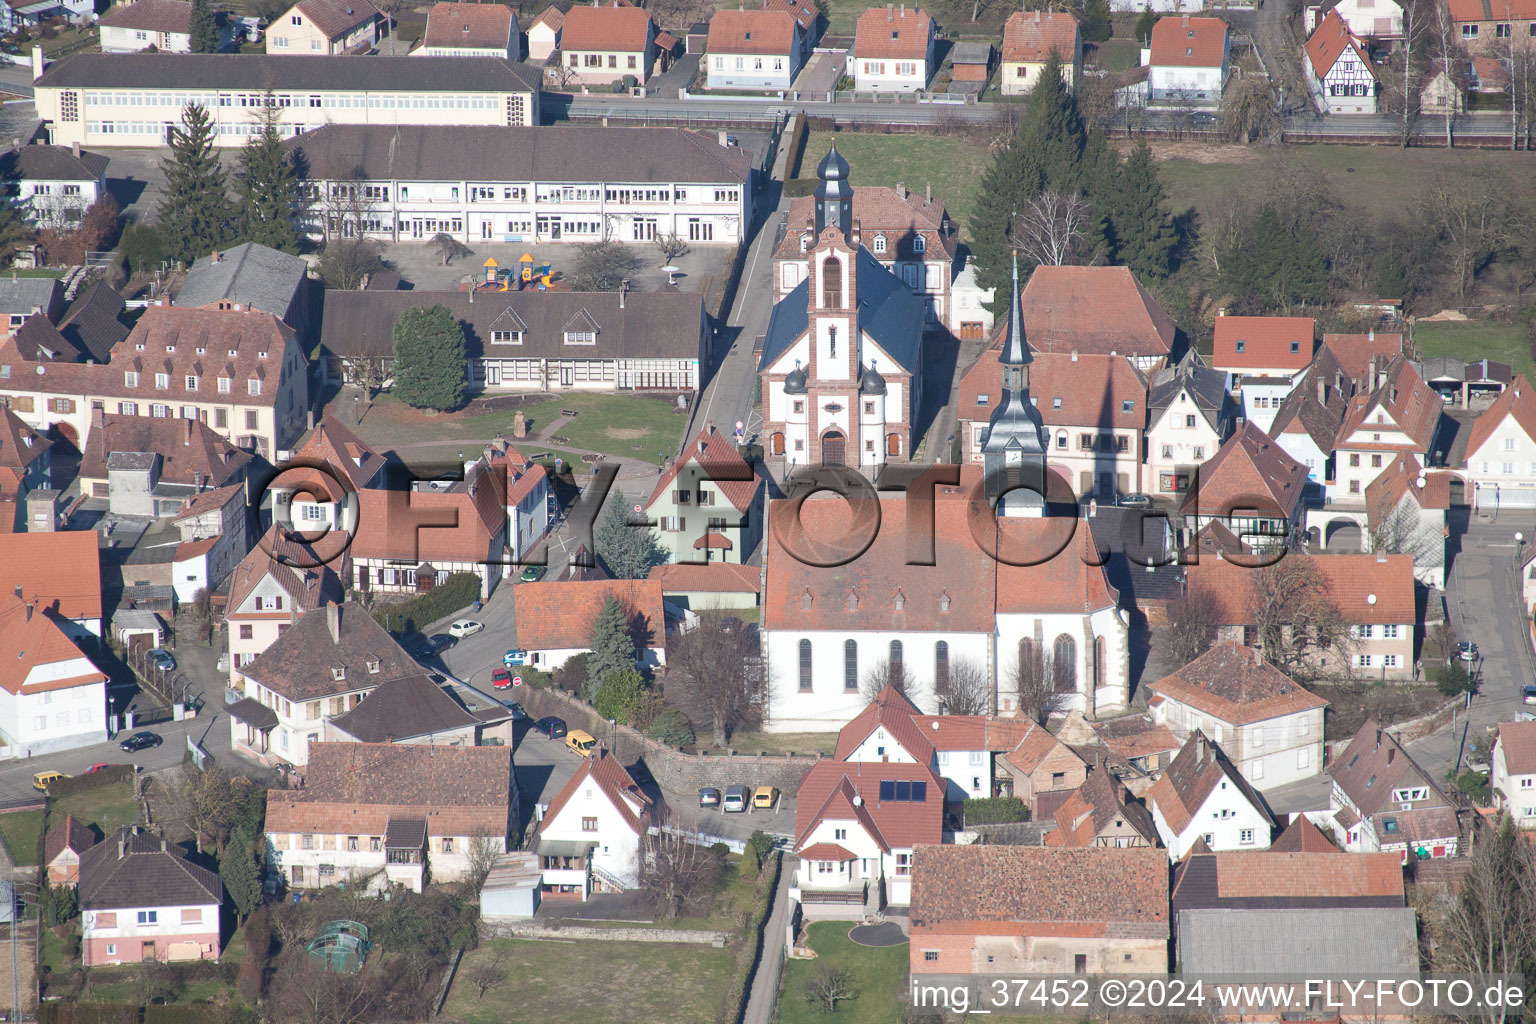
[{"xmin": 482, "ymin": 922, "xmax": 730, "ymax": 945}]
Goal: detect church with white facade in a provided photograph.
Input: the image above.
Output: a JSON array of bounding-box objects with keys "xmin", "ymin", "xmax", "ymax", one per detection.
[{"xmin": 758, "ymin": 145, "xmax": 926, "ymax": 470}]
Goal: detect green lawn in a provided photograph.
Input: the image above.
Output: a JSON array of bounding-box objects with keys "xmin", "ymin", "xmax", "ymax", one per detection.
[
  {"xmin": 355, "ymin": 392, "xmax": 687, "ymax": 461},
  {"xmin": 0, "ymin": 808, "xmax": 44, "ymax": 866},
  {"xmin": 84, "ymin": 968, "xmax": 228, "ymax": 1005},
  {"xmin": 1157, "ymin": 145, "xmax": 1532, "ymax": 225},
  {"xmin": 50, "ymin": 780, "xmax": 140, "ymax": 837},
  {"xmin": 1091, "ymin": 38, "xmax": 1142, "ymax": 73},
  {"xmin": 697, "ymin": 729, "xmax": 838, "ymax": 755},
  {"xmin": 778, "ymin": 921, "xmax": 910, "ymax": 1024},
  {"xmin": 1411, "ymin": 321, "xmax": 1534, "ymax": 383},
  {"xmin": 799, "ymin": 132, "xmax": 993, "ymax": 244},
  {"xmin": 443, "ymin": 937, "xmax": 735, "ymax": 1024}
]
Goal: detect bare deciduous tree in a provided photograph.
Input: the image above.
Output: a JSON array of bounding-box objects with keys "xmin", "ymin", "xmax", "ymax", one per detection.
[
  {"xmin": 1421, "ymin": 168, "xmax": 1509, "ymax": 300},
  {"xmin": 639, "ymin": 817, "xmax": 723, "ymax": 920},
  {"xmin": 1247, "ymin": 555, "xmax": 1350, "ymax": 678},
  {"xmin": 804, "ymin": 964, "xmax": 857, "ymax": 1013},
  {"xmin": 570, "ymin": 239, "xmax": 641, "ymax": 291},
  {"xmin": 464, "ymin": 950, "xmax": 510, "ymax": 999},
  {"xmin": 165, "ymin": 766, "xmax": 250, "ymax": 854},
  {"xmin": 1220, "ymin": 56, "xmax": 1282, "ymax": 143},
  {"xmin": 1012, "ymin": 190, "xmax": 1093, "ymax": 268},
  {"xmin": 940, "ymin": 656, "xmax": 992, "ymax": 716},
  {"xmin": 653, "ymin": 233, "xmax": 688, "ymax": 263},
  {"xmin": 461, "ymin": 830, "xmax": 505, "ymax": 894},
  {"xmin": 1010, "ymin": 643, "xmax": 1058, "ymax": 725},
  {"xmin": 344, "ymin": 354, "xmax": 392, "ymax": 409},
  {"xmin": 860, "ymin": 656, "xmax": 918, "ymax": 704},
  {"xmin": 667, "ymin": 609, "xmax": 765, "ymax": 748},
  {"xmin": 1166, "ymin": 587, "xmax": 1223, "ymax": 666}
]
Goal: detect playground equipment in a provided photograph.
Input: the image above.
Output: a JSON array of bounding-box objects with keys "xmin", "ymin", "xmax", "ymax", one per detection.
[
  {"xmin": 477, "ymin": 253, "xmax": 553, "ymax": 292},
  {"xmin": 307, "ymin": 919, "xmax": 373, "ymax": 974}
]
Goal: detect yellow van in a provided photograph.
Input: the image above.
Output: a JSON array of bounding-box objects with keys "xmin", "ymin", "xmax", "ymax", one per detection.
[
  {"xmin": 565, "ymin": 729, "xmax": 597, "ymax": 757},
  {"xmin": 752, "ymin": 785, "xmax": 779, "ymax": 810},
  {"xmin": 32, "ymin": 770, "xmax": 67, "ymax": 791}
]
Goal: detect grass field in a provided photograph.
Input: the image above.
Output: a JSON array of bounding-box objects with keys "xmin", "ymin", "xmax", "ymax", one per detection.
[
  {"xmin": 1412, "ymin": 320, "xmax": 1534, "ymax": 383},
  {"xmin": 697, "ymin": 729, "xmax": 838, "ymax": 755},
  {"xmin": 443, "ymin": 937, "xmax": 735, "ymax": 1024},
  {"xmin": 353, "ymin": 392, "xmax": 688, "ymax": 460},
  {"xmin": 0, "ymin": 808, "xmax": 43, "ymax": 865},
  {"xmin": 51, "ymin": 780, "xmax": 140, "ymax": 836},
  {"xmin": 1155, "ymin": 144, "xmax": 1531, "ymax": 226},
  {"xmin": 800, "ymin": 132, "xmax": 993, "ymax": 243},
  {"xmin": 1092, "ymin": 37, "xmax": 1142, "ymax": 73},
  {"xmin": 778, "ymin": 921, "xmax": 910, "ymax": 1024}
]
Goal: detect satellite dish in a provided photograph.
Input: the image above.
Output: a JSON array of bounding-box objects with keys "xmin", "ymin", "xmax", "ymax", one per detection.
[{"xmin": 1367, "ymin": 594, "xmax": 1377, "ymax": 605}]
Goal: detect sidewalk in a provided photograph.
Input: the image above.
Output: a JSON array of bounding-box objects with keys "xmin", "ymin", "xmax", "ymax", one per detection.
[{"xmin": 741, "ymin": 860, "xmax": 793, "ymax": 1024}]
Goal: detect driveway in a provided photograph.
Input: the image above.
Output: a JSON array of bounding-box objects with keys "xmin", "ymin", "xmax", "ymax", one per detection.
[
  {"xmin": 792, "ymin": 53, "xmax": 844, "ymax": 100},
  {"xmin": 646, "ymin": 53, "xmax": 700, "ymax": 98}
]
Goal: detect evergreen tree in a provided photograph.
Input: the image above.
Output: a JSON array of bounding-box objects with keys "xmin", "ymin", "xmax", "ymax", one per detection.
[
  {"xmin": 391, "ymin": 305, "xmax": 467, "ymax": 411},
  {"xmin": 1021, "ymin": 51, "xmax": 1085, "ymax": 195},
  {"xmin": 968, "ymin": 140, "xmax": 1032, "ymax": 314},
  {"xmin": 220, "ymin": 826, "xmax": 263, "ymax": 922},
  {"xmin": 1134, "ymin": 6, "xmax": 1156, "ymax": 45},
  {"xmin": 594, "ymin": 490, "xmax": 665, "ymax": 579},
  {"xmin": 1082, "ymin": 0, "xmax": 1111, "ymax": 43},
  {"xmin": 594, "ymin": 667, "xmax": 647, "ymax": 724},
  {"xmin": 1110, "ymin": 139, "xmax": 1175, "ymax": 279},
  {"xmin": 1076, "ymin": 128, "xmax": 1120, "ymax": 264},
  {"xmin": 586, "ymin": 597, "xmax": 638, "ymax": 699},
  {"xmin": 157, "ymin": 104, "xmax": 233, "ymax": 265},
  {"xmin": 235, "ymin": 94, "xmax": 304, "ymax": 254},
  {"xmin": 1223, "ymin": 206, "xmax": 1329, "ymax": 312},
  {"xmin": 190, "ymin": 0, "xmax": 219, "ymax": 53}
]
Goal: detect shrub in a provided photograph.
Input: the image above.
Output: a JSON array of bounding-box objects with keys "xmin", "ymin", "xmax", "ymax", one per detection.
[
  {"xmin": 593, "ymin": 668, "xmax": 646, "ymax": 725},
  {"xmin": 369, "ymin": 572, "xmax": 481, "ymax": 635},
  {"xmin": 1434, "ymin": 659, "xmax": 1475, "ymax": 698},
  {"xmin": 552, "ymin": 652, "xmax": 590, "ymax": 693},
  {"xmin": 645, "ymin": 707, "xmax": 695, "ymax": 747},
  {"xmin": 46, "ymin": 764, "xmax": 133, "ymax": 799},
  {"xmin": 118, "ymin": 222, "xmax": 167, "ymax": 276},
  {"xmin": 962, "ymin": 796, "xmax": 1029, "ymax": 825}
]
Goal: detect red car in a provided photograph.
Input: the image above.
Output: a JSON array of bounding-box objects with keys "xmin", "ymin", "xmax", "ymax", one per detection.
[
  {"xmin": 491, "ymin": 669, "xmax": 514, "ymax": 689},
  {"xmin": 86, "ymin": 763, "xmax": 120, "ymax": 773}
]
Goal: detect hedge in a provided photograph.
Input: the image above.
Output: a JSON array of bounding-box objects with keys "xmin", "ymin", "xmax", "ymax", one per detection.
[
  {"xmin": 369, "ymin": 572, "xmax": 481, "ymax": 635},
  {"xmin": 963, "ymin": 796, "xmax": 1029, "ymax": 825},
  {"xmin": 782, "ymin": 178, "xmax": 818, "ymax": 199},
  {"xmin": 785, "ymin": 112, "xmax": 810, "ymax": 177},
  {"xmin": 716, "ymin": 849, "xmax": 781, "ymax": 1024},
  {"xmin": 38, "ymin": 1004, "xmax": 140, "ymax": 1024},
  {"xmin": 46, "ymin": 764, "xmax": 134, "ymax": 799}
]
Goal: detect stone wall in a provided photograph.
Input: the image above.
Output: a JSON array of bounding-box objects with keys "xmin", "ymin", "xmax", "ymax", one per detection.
[
  {"xmin": 520, "ymin": 687, "xmax": 822, "ymax": 795},
  {"xmin": 482, "ymin": 921, "xmax": 730, "ymax": 945}
]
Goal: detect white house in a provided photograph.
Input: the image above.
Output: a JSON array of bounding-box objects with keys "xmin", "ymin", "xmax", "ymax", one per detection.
[
  {"xmin": 1491, "ymin": 720, "xmax": 1536, "ymax": 828},
  {"xmin": 1307, "ymin": 0, "xmax": 1403, "ymax": 39},
  {"xmin": 999, "ymin": 10, "xmax": 1081, "ymax": 96},
  {"xmin": 1270, "ymin": 347, "xmax": 1352, "ymax": 500},
  {"xmin": 1146, "ymin": 15, "xmax": 1229, "ymax": 106},
  {"xmin": 223, "ymin": 525, "xmax": 345, "ymax": 697},
  {"xmin": 1305, "ymin": 9, "xmax": 1379, "ymax": 114},
  {"xmin": 0, "ymin": 594, "xmax": 108, "ymax": 759},
  {"xmin": 0, "ymin": 0, "xmax": 91, "ymax": 33},
  {"xmin": 97, "ymin": 0, "xmax": 198, "ymax": 52},
  {"xmin": 414, "ymin": 1, "xmax": 518, "ymax": 58},
  {"xmin": 534, "ymin": 747, "xmax": 653, "ymax": 896},
  {"xmin": 264, "ymin": 742, "xmax": 516, "ymax": 893},
  {"xmin": 1, "ymin": 143, "xmax": 109, "ymax": 230},
  {"xmin": 1146, "ymin": 642, "xmax": 1327, "ymax": 790},
  {"xmin": 168, "ymin": 483, "xmax": 248, "ymax": 604},
  {"xmin": 1464, "ymin": 375, "xmax": 1536, "ymax": 511},
  {"xmin": 646, "ymin": 424, "xmax": 760, "ymax": 565},
  {"xmin": 1331, "ymin": 356, "xmax": 1442, "ymax": 504},
  {"xmin": 558, "ymin": 2, "xmax": 657, "ymax": 85},
  {"xmin": 1144, "ymin": 353, "xmax": 1231, "ymax": 499},
  {"xmin": 266, "ymin": 0, "xmax": 380, "ymax": 54},
  {"xmin": 706, "ymin": 8, "xmax": 803, "ymax": 90},
  {"xmin": 1329, "ymin": 719, "xmax": 1460, "ymax": 860},
  {"xmin": 851, "ymin": 4, "xmax": 935, "ymax": 92},
  {"xmin": 513, "ymin": 579, "xmax": 668, "ymax": 672},
  {"xmin": 80, "ymin": 828, "xmax": 223, "ymax": 966},
  {"xmin": 1363, "ymin": 453, "xmax": 1450, "ymax": 589},
  {"xmin": 1147, "ymin": 732, "xmax": 1275, "ymax": 860},
  {"xmin": 526, "ymin": 5, "xmax": 562, "ymax": 60}
]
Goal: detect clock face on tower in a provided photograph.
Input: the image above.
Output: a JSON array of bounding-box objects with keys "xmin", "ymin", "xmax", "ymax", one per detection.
[{"xmin": 1006, "ymin": 449, "xmax": 1023, "ymax": 465}]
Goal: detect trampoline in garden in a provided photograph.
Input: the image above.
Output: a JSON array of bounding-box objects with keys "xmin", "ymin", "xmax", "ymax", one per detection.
[
  {"xmin": 848, "ymin": 921, "xmax": 907, "ymax": 947},
  {"xmin": 308, "ymin": 919, "xmax": 373, "ymax": 973}
]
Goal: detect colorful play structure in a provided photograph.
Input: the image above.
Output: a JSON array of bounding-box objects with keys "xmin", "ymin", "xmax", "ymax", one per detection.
[{"xmin": 480, "ymin": 254, "xmax": 553, "ymax": 291}]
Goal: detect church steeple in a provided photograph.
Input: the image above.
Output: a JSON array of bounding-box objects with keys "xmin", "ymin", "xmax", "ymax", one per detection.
[
  {"xmin": 812, "ymin": 143, "xmax": 853, "ymax": 238},
  {"xmin": 981, "ymin": 253, "xmax": 1047, "ymax": 513}
]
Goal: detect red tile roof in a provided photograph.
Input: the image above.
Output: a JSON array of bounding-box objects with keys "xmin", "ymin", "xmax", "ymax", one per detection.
[
  {"xmin": 648, "ymin": 562, "xmax": 760, "ymax": 594},
  {"xmin": 351, "ymin": 465, "xmax": 506, "ymax": 565},
  {"xmin": 1148, "ymin": 731, "xmax": 1273, "ymax": 836},
  {"xmin": 1467, "ymin": 374, "xmax": 1536, "ymax": 460},
  {"xmin": 764, "ymin": 476, "xmax": 995, "ymax": 633},
  {"xmin": 0, "ymin": 531, "xmax": 102, "ymax": 623},
  {"xmin": 1331, "ymin": 718, "xmax": 1449, "ymax": 819},
  {"xmin": 1449, "ymin": 0, "xmax": 1536, "ymax": 19},
  {"xmin": 1149, "ymin": 641, "xmax": 1327, "ymax": 727},
  {"xmin": 225, "ymin": 524, "xmax": 346, "ymax": 619},
  {"xmin": 995, "ymin": 520, "xmax": 1119, "ymax": 614},
  {"xmin": 1186, "ymin": 552, "xmax": 1415, "ymax": 626},
  {"xmin": 98, "ymin": 0, "xmax": 192, "ymax": 33},
  {"xmin": 1306, "ymin": 9, "xmax": 1374, "ymax": 79},
  {"xmin": 514, "ymin": 578, "xmax": 665, "ymax": 652},
  {"xmin": 78, "ymin": 414, "xmax": 253, "ymax": 489},
  {"xmin": 798, "ymin": 841, "xmax": 856, "ymax": 861},
  {"xmin": 44, "ymin": 813, "xmax": 96, "ymax": 864},
  {"xmin": 1005, "ymin": 721, "xmax": 1083, "ymax": 775},
  {"xmin": 1269, "ymin": 815, "xmax": 1339, "ymax": 852},
  {"xmin": 1018, "ymin": 266, "xmax": 1176, "ymax": 360},
  {"xmin": 1212, "ymin": 315, "xmax": 1314, "ymax": 372},
  {"xmin": 763, "ymin": 0, "xmax": 817, "ymax": 32},
  {"xmin": 910, "ymin": 845, "xmax": 1168, "ymax": 932},
  {"xmin": 1148, "ymin": 15, "xmax": 1227, "ymax": 68},
  {"xmin": 793, "ymin": 759, "xmax": 944, "ymax": 850},
  {"xmin": 912, "ymin": 715, "xmax": 1029, "ymax": 753},
  {"xmin": 561, "ymin": 3, "xmax": 653, "ymax": 52},
  {"xmin": 1091, "ymin": 717, "xmax": 1181, "ymax": 762},
  {"xmin": 646, "ymin": 425, "xmax": 758, "ymax": 513},
  {"xmin": 707, "ymin": 8, "xmax": 797, "ymax": 54},
  {"xmin": 1336, "ymin": 356, "xmax": 1442, "ymax": 453},
  {"xmin": 1321, "ymin": 332, "xmax": 1405, "ymax": 383},
  {"xmin": 541, "ymin": 746, "xmax": 651, "ymax": 835},
  {"xmin": 422, "ymin": 1, "xmax": 515, "ymax": 48},
  {"xmin": 957, "ymin": 348, "xmax": 1147, "ymax": 430},
  {"xmin": 1181, "ymin": 420, "xmax": 1307, "ymax": 518},
  {"xmin": 0, "ymin": 594, "xmax": 106, "ymax": 696},
  {"xmin": 776, "ymin": 186, "xmax": 956, "ymax": 262},
  {"xmin": 1182, "ymin": 849, "xmax": 1402, "ymax": 899},
  {"xmin": 1496, "ymin": 720, "xmax": 1536, "ymax": 776},
  {"xmin": 172, "ymin": 482, "xmax": 244, "ymax": 523},
  {"xmin": 529, "ymin": 5, "xmax": 563, "ymax": 30},
  {"xmin": 1000, "ymin": 9, "xmax": 1079, "ymax": 63},
  {"xmin": 854, "ymin": 4, "xmax": 932, "ymax": 59},
  {"xmin": 291, "ymin": 415, "xmax": 386, "ymax": 492},
  {"xmin": 833, "ymin": 684, "xmax": 935, "ymax": 762},
  {"xmin": 0, "ymin": 407, "xmax": 49, "ymax": 473},
  {"xmin": 294, "ymin": 0, "xmax": 380, "ymax": 39},
  {"xmin": 1043, "ymin": 770, "xmax": 1157, "ymax": 847}
]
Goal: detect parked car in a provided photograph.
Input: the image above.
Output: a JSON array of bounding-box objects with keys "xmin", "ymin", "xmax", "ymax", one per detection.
[
  {"xmin": 699, "ymin": 787, "xmax": 721, "ymax": 808},
  {"xmin": 148, "ymin": 648, "xmax": 175, "ymax": 672},
  {"xmin": 119, "ymin": 731, "xmax": 163, "ymax": 753},
  {"xmin": 1519, "ymin": 711, "xmax": 1536, "ymax": 722},
  {"xmin": 1466, "ymin": 753, "xmax": 1491, "ymax": 775},
  {"xmin": 1188, "ymin": 111, "xmax": 1219, "ymax": 126},
  {"xmin": 1523, "ymin": 684, "xmax": 1536, "ymax": 705},
  {"xmin": 32, "ymin": 771, "xmax": 67, "ymax": 791},
  {"xmin": 565, "ymin": 729, "xmax": 597, "ymax": 756},
  {"xmin": 503, "ymin": 649, "xmax": 529, "ymax": 667},
  {"xmin": 536, "ymin": 716, "xmax": 567, "ymax": 739},
  {"xmin": 448, "ymin": 620, "xmax": 484, "ymax": 638},
  {"xmin": 1118, "ymin": 493, "xmax": 1153, "ymax": 509},
  {"xmin": 502, "ymin": 701, "xmax": 527, "ymax": 720},
  {"xmin": 722, "ymin": 785, "xmax": 749, "ymax": 812},
  {"xmin": 491, "ymin": 669, "xmax": 514, "ymax": 689},
  {"xmin": 85, "ymin": 763, "xmax": 122, "ymax": 774},
  {"xmin": 1457, "ymin": 641, "xmax": 1479, "ymax": 662},
  {"xmin": 752, "ymin": 785, "xmax": 779, "ymax": 809},
  {"xmin": 519, "ymin": 565, "xmax": 547, "ymax": 583}
]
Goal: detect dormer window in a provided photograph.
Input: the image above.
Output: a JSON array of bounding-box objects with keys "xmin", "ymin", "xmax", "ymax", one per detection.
[
  {"xmin": 124, "ymin": 371, "xmax": 138, "ymax": 387},
  {"xmin": 913, "ymin": 235, "xmax": 925, "ymax": 254},
  {"xmin": 847, "ymin": 591, "xmax": 859, "ymax": 611},
  {"xmin": 218, "ymin": 377, "xmax": 231, "ymax": 394},
  {"xmin": 331, "ymin": 666, "xmax": 346, "ymax": 682},
  {"xmin": 155, "ymin": 373, "xmax": 169, "ymax": 389},
  {"xmin": 135, "ymin": 343, "xmax": 145, "ymax": 351},
  {"xmin": 893, "ymin": 589, "xmax": 905, "ymax": 611},
  {"xmin": 565, "ymin": 329, "xmax": 596, "ymax": 345},
  {"xmin": 873, "ymin": 233, "xmax": 887, "ymax": 254},
  {"xmin": 800, "ymin": 234, "xmax": 810, "ymax": 253},
  {"xmin": 491, "ymin": 330, "xmax": 523, "ymax": 345},
  {"xmin": 258, "ymin": 351, "xmax": 269, "ymax": 359},
  {"xmin": 801, "ymin": 588, "xmax": 813, "ymax": 610},
  {"xmin": 165, "ymin": 344, "xmax": 175, "ymax": 353},
  {"xmin": 248, "ymin": 379, "xmax": 262, "ymax": 396},
  {"xmin": 938, "ymin": 590, "xmax": 951, "ymax": 612},
  {"xmin": 365, "ymin": 656, "xmax": 380, "ymax": 674}
]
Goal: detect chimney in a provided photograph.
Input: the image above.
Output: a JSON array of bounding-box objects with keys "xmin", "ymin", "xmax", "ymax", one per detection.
[
  {"xmin": 327, "ymin": 603, "xmax": 340, "ymax": 645},
  {"xmin": 91, "ymin": 404, "xmax": 105, "ymax": 431},
  {"xmin": 1034, "ymin": 8, "xmax": 1040, "ymax": 20},
  {"xmin": 211, "ymin": 250, "xmax": 221, "ymax": 264},
  {"xmin": 118, "ymin": 829, "xmax": 125, "ymax": 860},
  {"xmin": 70, "ymin": 140, "xmax": 79, "ymax": 160},
  {"xmin": 1374, "ymin": 728, "xmax": 1382, "ymax": 749},
  {"xmin": 1182, "ymin": 12, "xmax": 1190, "ymax": 27},
  {"xmin": 896, "ymin": 180, "xmax": 906, "ymax": 198},
  {"xmin": 887, "ymin": 2, "xmax": 893, "ymax": 18},
  {"xmin": 24, "ymin": 602, "xmax": 32, "ymax": 623},
  {"xmin": 30, "ymin": 46, "xmax": 43, "ymax": 84},
  {"xmin": 1368, "ymin": 329, "xmax": 1375, "ymax": 342},
  {"xmin": 926, "ymin": 183, "xmax": 931, "ymax": 203},
  {"xmin": 1235, "ymin": 414, "xmax": 1246, "ymax": 431},
  {"xmin": 1317, "ymin": 377, "xmax": 1326, "ymax": 404},
  {"xmin": 183, "ymin": 417, "xmax": 193, "ymax": 446}
]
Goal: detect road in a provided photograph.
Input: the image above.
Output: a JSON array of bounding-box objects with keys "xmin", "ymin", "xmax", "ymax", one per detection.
[{"xmin": 741, "ymin": 861, "xmax": 793, "ymax": 1024}]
